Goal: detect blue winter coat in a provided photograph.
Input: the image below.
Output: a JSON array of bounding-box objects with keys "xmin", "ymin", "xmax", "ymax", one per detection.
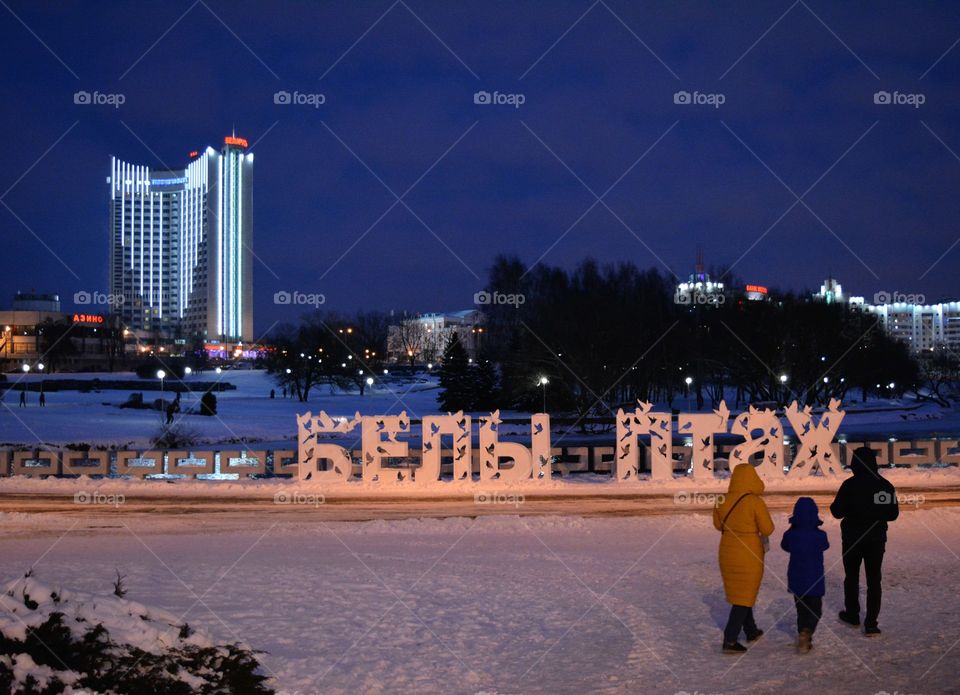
[{"xmin": 780, "ymin": 497, "xmax": 830, "ymax": 597}]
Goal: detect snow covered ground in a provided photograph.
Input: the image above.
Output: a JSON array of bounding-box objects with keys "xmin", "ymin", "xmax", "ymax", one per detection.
[
  {"xmin": 2, "ymin": 369, "xmax": 959, "ymax": 447},
  {"xmin": 1, "ymin": 508, "xmax": 958, "ymax": 694}
]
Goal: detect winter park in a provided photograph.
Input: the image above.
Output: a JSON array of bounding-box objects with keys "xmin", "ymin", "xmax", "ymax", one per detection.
[{"xmin": 2, "ymin": 2, "xmax": 960, "ymax": 694}]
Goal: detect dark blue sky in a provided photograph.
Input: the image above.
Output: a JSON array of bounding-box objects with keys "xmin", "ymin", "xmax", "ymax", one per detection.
[{"xmin": 1, "ymin": 0, "xmax": 958, "ymax": 337}]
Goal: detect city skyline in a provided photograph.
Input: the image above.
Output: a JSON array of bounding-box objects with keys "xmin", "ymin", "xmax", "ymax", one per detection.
[{"xmin": 1, "ymin": 1, "xmax": 958, "ymax": 338}]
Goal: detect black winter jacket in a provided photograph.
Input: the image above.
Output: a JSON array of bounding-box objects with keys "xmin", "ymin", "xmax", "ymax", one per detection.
[{"xmin": 830, "ymin": 448, "xmax": 899, "ymax": 543}]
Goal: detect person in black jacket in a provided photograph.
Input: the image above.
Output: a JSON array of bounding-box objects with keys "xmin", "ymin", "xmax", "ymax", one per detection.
[{"xmin": 830, "ymin": 446, "xmax": 899, "ymax": 635}]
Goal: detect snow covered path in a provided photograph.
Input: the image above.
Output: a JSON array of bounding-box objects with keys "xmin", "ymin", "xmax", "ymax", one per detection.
[{"xmin": 1, "ymin": 509, "xmax": 958, "ymax": 694}]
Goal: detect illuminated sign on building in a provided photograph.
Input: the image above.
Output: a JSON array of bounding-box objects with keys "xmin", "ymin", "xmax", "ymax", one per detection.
[
  {"xmin": 150, "ymin": 177, "xmax": 187, "ymax": 186},
  {"xmin": 745, "ymin": 284, "xmax": 768, "ymax": 294},
  {"xmin": 224, "ymin": 135, "xmax": 248, "ymax": 148},
  {"xmin": 73, "ymin": 313, "xmax": 105, "ymax": 324},
  {"xmin": 189, "ymin": 150, "xmax": 199, "ymax": 158}
]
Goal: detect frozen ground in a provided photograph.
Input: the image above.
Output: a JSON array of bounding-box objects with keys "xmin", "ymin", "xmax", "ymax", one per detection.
[
  {"xmin": 1, "ymin": 369, "xmax": 958, "ymax": 447},
  {"xmin": 1, "ymin": 508, "xmax": 958, "ymax": 694}
]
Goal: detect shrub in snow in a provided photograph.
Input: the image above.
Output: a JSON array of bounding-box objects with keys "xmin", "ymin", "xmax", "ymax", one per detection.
[{"xmin": 0, "ymin": 571, "xmax": 273, "ymax": 694}]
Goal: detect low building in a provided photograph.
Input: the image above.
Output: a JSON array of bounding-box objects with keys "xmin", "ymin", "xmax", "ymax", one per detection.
[{"xmin": 387, "ymin": 310, "xmax": 486, "ymax": 364}]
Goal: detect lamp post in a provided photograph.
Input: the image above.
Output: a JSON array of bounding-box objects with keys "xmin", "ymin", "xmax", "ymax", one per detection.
[
  {"xmin": 684, "ymin": 376, "xmax": 693, "ymax": 411},
  {"xmin": 779, "ymin": 373, "xmax": 789, "ymax": 404},
  {"xmin": 38, "ymin": 363, "xmax": 44, "ymax": 397},
  {"xmin": 538, "ymin": 376, "xmax": 549, "ymax": 413},
  {"xmin": 157, "ymin": 369, "xmax": 166, "ymax": 402}
]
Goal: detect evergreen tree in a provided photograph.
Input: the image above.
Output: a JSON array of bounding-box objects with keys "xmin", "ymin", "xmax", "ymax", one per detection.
[
  {"xmin": 438, "ymin": 333, "xmax": 471, "ymax": 411},
  {"xmin": 471, "ymin": 353, "xmax": 499, "ymax": 411}
]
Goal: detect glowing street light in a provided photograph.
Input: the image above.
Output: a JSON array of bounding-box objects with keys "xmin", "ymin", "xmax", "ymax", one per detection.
[
  {"xmin": 365, "ymin": 377, "xmax": 374, "ymax": 386},
  {"xmin": 21, "ymin": 364, "xmax": 29, "ymax": 373},
  {"xmin": 538, "ymin": 376, "xmax": 549, "ymax": 413},
  {"xmin": 184, "ymin": 366, "xmax": 192, "ymax": 375}
]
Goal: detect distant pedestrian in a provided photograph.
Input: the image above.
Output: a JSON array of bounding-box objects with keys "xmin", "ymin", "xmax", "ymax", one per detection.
[
  {"xmin": 39, "ymin": 392, "xmax": 46, "ymax": 407},
  {"xmin": 781, "ymin": 497, "xmax": 829, "ymax": 653},
  {"xmin": 19, "ymin": 390, "xmax": 26, "ymax": 407},
  {"xmin": 270, "ymin": 388, "xmax": 276, "ymax": 399},
  {"xmin": 830, "ymin": 446, "xmax": 899, "ymax": 635},
  {"xmin": 165, "ymin": 402, "xmax": 176, "ymax": 425},
  {"xmin": 281, "ymin": 386, "xmax": 287, "ymax": 398}
]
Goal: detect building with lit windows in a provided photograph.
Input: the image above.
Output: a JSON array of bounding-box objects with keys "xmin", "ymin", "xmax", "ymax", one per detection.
[
  {"xmin": 109, "ymin": 135, "xmax": 253, "ymax": 341},
  {"xmin": 814, "ymin": 278, "xmax": 960, "ymax": 352}
]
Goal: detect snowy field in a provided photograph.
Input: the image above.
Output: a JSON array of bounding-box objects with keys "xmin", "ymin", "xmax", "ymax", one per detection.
[
  {"xmin": 1, "ymin": 369, "xmax": 959, "ymax": 447},
  {"xmin": 1, "ymin": 507, "xmax": 958, "ymax": 694}
]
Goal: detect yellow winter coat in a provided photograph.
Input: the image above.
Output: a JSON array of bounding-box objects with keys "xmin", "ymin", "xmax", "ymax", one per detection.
[{"xmin": 713, "ymin": 464, "xmax": 775, "ymax": 607}]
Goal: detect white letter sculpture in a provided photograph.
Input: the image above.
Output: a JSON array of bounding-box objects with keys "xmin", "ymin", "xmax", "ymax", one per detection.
[
  {"xmin": 296, "ymin": 411, "xmax": 361, "ymax": 482},
  {"xmin": 479, "ymin": 410, "xmax": 550, "ymax": 482},
  {"xmin": 615, "ymin": 402, "xmax": 673, "ymax": 482},
  {"xmin": 421, "ymin": 413, "xmax": 472, "ymax": 482},
  {"xmin": 785, "ymin": 399, "xmax": 845, "ymax": 477},
  {"xmin": 678, "ymin": 401, "xmax": 730, "ymax": 479},
  {"xmin": 361, "ymin": 413, "xmax": 410, "ymax": 483},
  {"xmin": 729, "ymin": 406, "xmax": 784, "ymax": 478}
]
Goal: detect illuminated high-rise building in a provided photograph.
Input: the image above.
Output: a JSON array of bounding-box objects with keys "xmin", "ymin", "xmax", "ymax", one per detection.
[{"xmin": 108, "ymin": 135, "xmax": 253, "ymax": 341}]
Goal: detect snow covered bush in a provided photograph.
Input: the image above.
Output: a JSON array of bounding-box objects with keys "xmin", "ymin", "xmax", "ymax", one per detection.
[{"xmin": 0, "ymin": 572, "xmax": 273, "ymax": 694}]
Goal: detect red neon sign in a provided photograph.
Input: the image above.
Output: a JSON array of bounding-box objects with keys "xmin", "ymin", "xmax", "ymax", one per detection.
[
  {"xmin": 73, "ymin": 313, "xmax": 105, "ymax": 324},
  {"xmin": 224, "ymin": 136, "xmax": 248, "ymax": 148},
  {"xmin": 745, "ymin": 284, "xmax": 768, "ymax": 294},
  {"xmin": 189, "ymin": 150, "xmax": 199, "ymax": 158}
]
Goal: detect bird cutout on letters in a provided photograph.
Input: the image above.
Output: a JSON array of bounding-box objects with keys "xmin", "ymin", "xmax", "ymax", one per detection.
[{"xmin": 784, "ymin": 399, "xmax": 845, "ymax": 477}]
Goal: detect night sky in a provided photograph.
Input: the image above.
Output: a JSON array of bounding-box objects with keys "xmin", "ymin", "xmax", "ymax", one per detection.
[{"xmin": 1, "ymin": 1, "xmax": 958, "ymax": 337}]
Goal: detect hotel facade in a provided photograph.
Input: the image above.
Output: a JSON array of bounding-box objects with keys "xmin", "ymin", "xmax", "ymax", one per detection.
[{"xmin": 108, "ymin": 136, "xmax": 253, "ymax": 342}]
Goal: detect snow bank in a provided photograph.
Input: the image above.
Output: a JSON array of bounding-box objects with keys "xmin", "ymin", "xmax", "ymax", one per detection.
[{"xmin": 0, "ymin": 573, "xmax": 271, "ymax": 694}]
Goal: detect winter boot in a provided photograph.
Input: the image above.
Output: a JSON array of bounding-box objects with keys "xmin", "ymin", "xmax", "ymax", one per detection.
[
  {"xmin": 797, "ymin": 629, "xmax": 812, "ymax": 654},
  {"xmin": 722, "ymin": 642, "xmax": 747, "ymax": 654},
  {"xmin": 864, "ymin": 625, "xmax": 881, "ymax": 637},
  {"xmin": 838, "ymin": 611, "xmax": 860, "ymax": 627},
  {"xmin": 745, "ymin": 628, "xmax": 764, "ymax": 643}
]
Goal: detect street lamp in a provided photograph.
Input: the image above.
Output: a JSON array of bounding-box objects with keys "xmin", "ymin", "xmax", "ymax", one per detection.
[
  {"xmin": 215, "ymin": 366, "xmax": 222, "ymax": 374},
  {"xmin": 21, "ymin": 364, "xmax": 29, "ymax": 373},
  {"xmin": 684, "ymin": 376, "xmax": 693, "ymax": 410},
  {"xmin": 157, "ymin": 369, "xmax": 166, "ymax": 405},
  {"xmin": 366, "ymin": 376, "xmax": 374, "ymax": 387},
  {"xmin": 538, "ymin": 376, "xmax": 549, "ymax": 413},
  {"xmin": 184, "ymin": 366, "xmax": 192, "ymax": 375}
]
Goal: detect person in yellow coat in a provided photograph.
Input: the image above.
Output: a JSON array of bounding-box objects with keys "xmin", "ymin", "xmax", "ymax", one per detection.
[{"xmin": 713, "ymin": 463, "xmax": 775, "ymax": 653}]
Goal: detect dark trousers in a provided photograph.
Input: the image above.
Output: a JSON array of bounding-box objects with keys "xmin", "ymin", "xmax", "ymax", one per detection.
[
  {"xmin": 842, "ymin": 535, "xmax": 885, "ymax": 628},
  {"xmin": 723, "ymin": 604, "xmax": 757, "ymax": 644},
  {"xmin": 794, "ymin": 594, "xmax": 822, "ymax": 634}
]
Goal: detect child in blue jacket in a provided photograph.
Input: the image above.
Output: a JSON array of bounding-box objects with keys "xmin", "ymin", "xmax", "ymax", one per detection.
[{"xmin": 781, "ymin": 497, "xmax": 830, "ymax": 653}]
